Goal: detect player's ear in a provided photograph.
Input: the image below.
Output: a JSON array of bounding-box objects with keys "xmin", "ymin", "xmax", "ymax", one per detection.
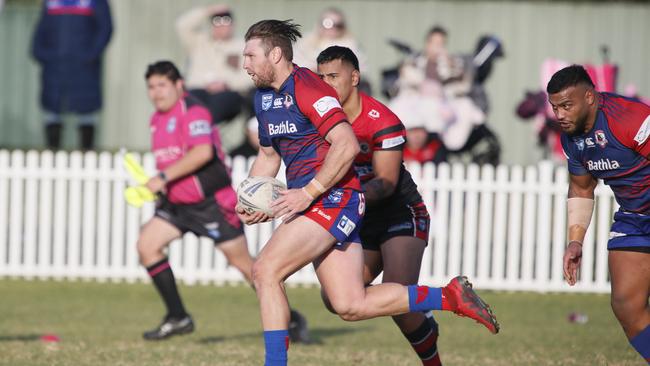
[
  {"xmin": 351, "ymin": 69, "xmax": 360, "ymax": 87},
  {"xmin": 585, "ymin": 87, "xmax": 596, "ymax": 105},
  {"xmin": 270, "ymin": 46, "xmax": 282, "ymax": 64}
]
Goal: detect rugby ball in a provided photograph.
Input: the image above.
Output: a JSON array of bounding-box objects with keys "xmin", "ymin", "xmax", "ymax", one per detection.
[{"xmin": 236, "ymin": 176, "xmax": 286, "ymax": 216}]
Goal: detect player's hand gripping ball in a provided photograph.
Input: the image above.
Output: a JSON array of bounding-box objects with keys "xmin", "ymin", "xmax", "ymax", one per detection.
[{"xmin": 237, "ymin": 176, "xmax": 286, "ymax": 216}]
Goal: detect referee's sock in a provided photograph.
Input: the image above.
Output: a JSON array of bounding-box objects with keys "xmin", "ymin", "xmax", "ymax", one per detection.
[
  {"xmin": 404, "ymin": 315, "xmax": 441, "ymax": 366},
  {"xmin": 146, "ymin": 258, "xmax": 188, "ymax": 319},
  {"xmin": 264, "ymin": 329, "xmax": 289, "ymax": 366},
  {"xmin": 630, "ymin": 324, "xmax": 650, "ymax": 364}
]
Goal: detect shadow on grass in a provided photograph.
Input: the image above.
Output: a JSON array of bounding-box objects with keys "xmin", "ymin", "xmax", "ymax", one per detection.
[
  {"xmin": 197, "ymin": 326, "xmax": 370, "ymax": 346},
  {"xmin": 307, "ymin": 326, "xmax": 370, "ymax": 344},
  {"xmin": 0, "ymin": 334, "xmax": 41, "ymax": 342}
]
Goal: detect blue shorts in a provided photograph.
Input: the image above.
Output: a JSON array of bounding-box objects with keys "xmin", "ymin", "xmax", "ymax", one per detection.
[
  {"xmin": 608, "ymin": 210, "xmax": 650, "ymax": 250},
  {"xmin": 302, "ymin": 188, "xmax": 364, "ymax": 246}
]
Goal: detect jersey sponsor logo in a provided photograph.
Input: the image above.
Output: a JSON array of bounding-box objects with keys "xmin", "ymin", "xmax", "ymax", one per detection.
[
  {"xmin": 574, "ymin": 138, "xmax": 585, "ymax": 151},
  {"xmin": 585, "ymin": 137, "xmax": 595, "ymax": 147},
  {"xmin": 336, "ymin": 215, "xmax": 356, "ymax": 236},
  {"xmin": 312, "ymin": 207, "xmax": 332, "ymax": 221},
  {"xmin": 634, "ymin": 115, "xmax": 650, "ymax": 145},
  {"xmin": 382, "ymin": 136, "xmax": 406, "ymax": 149},
  {"xmin": 312, "ymin": 96, "xmax": 341, "ymax": 117},
  {"xmin": 595, "ymin": 130, "xmax": 608, "ymax": 148},
  {"xmin": 268, "ymin": 120, "xmax": 298, "ymax": 135},
  {"xmin": 417, "ymin": 218, "xmax": 428, "ymax": 232},
  {"xmin": 188, "ymin": 120, "xmax": 211, "ymax": 136},
  {"xmin": 154, "ymin": 146, "xmax": 182, "ymax": 162},
  {"xmin": 586, "ymin": 158, "xmax": 620, "ymax": 171},
  {"xmin": 262, "ymin": 94, "xmax": 273, "ymax": 111},
  {"xmin": 368, "ymin": 109, "xmax": 380, "ymax": 119},
  {"xmin": 166, "ymin": 117, "xmax": 177, "ymax": 133},
  {"xmin": 273, "ymin": 95, "xmax": 294, "ymax": 109},
  {"xmin": 205, "ymin": 222, "xmax": 221, "ymax": 239},
  {"xmin": 609, "ymin": 231, "xmax": 627, "ymax": 239},
  {"xmin": 358, "ymin": 193, "xmax": 365, "ymax": 216}
]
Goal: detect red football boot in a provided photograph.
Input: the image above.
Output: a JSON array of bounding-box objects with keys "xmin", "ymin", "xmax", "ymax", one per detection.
[{"xmin": 444, "ymin": 276, "xmax": 500, "ymax": 334}]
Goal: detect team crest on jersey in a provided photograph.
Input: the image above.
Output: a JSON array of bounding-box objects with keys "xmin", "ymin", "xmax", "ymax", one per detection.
[
  {"xmin": 368, "ymin": 109, "xmax": 380, "ymax": 119},
  {"xmin": 166, "ymin": 117, "xmax": 176, "ymax": 133},
  {"xmin": 595, "ymin": 130, "xmax": 608, "ymax": 148},
  {"xmin": 262, "ymin": 94, "xmax": 273, "ymax": 111},
  {"xmin": 327, "ymin": 189, "xmax": 343, "ymax": 204},
  {"xmin": 283, "ymin": 94, "xmax": 294, "ymax": 108}
]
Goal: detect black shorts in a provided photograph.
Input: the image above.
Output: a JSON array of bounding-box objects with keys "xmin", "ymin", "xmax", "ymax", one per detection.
[
  {"xmin": 155, "ymin": 190, "xmax": 244, "ymax": 245},
  {"xmin": 609, "ymin": 246, "xmax": 650, "ymax": 253},
  {"xmin": 360, "ymin": 200, "xmax": 430, "ymax": 251}
]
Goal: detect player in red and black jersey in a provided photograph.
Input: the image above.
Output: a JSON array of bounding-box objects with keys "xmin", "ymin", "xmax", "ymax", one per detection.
[{"xmin": 316, "ymin": 46, "xmax": 495, "ymax": 365}]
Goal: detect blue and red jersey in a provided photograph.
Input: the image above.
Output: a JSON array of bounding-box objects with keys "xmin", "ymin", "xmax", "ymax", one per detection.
[
  {"xmin": 254, "ymin": 66, "xmax": 361, "ymax": 191},
  {"xmin": 150, "ymin": 94, "xmax": 231, "ymax": 204},
  {"xmin": 562, "ymin": 93, "xmax": 650, "ymax": 214}
]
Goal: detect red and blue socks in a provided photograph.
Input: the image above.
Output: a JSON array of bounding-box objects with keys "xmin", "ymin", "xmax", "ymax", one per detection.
[
  {"xmin": 264, "ymin": 329, "xmax": 289, "ymax": 366},
  {"xmin": 630, "ymin": 324, "xmax": 650, "ymax": 364},
  {"xmin": 146, "ymin": 258, "xmax": 187, "ymax": 319},
  {"xmin": 407, "ymin": 286, "xmax": 453, "ymax": 312}
]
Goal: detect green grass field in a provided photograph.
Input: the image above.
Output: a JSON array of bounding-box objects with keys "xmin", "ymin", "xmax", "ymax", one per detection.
[{"xmin": 0, "ymin": 279, "xmax": 643, "ymax": 366}]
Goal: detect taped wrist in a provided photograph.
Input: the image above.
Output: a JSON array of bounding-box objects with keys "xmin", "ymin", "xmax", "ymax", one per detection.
[
  {"xmin": 304, "ymin": 178, "xmax": 326, "ymax": 200},
  {"xmin": 567, "ymin": 197, "xmax": 594, "ymax": 242}
]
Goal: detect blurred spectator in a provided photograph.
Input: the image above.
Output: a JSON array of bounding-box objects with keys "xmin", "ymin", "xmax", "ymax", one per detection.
[
  {"xmin": 229, "ymin": 116, "xmax": 260, "ymax": 158},
  {"xmin": 293, "ymin": 7, "xmax": 370, "ymax": 93},
  {"xmin": 176, "ymin": 4, "xmax": 252, "ymax": 125},
  {"xmin": 31, "ymin": 0, "xmax": 113, "ymax": 150},
  {"xmin": 389, "ymin": 25, "xmax": 501, "ymax": 165},
  {"xmin": 402, "ymin": 120, "xmax": 447, "ymax": 165}
]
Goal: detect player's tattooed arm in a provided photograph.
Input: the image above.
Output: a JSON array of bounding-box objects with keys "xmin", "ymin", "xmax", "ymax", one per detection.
[
  {"xmin": 364, "ymin": 150, "xmax": 402, "ymax": 205},
  {"xmin": 363, "ymin": 178, "xmax": 396, "ymax": 205}
]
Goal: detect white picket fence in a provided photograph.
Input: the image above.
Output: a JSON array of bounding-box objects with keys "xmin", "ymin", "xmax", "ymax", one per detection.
[{"xmin": 0, "ymin": 149, "xmax": 616, "ymax": 293}]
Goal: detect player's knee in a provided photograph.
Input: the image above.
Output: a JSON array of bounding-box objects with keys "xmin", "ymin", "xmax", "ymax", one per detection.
[
  {"xmin": 611, "ymin": 293, "xmax": 641, "ymax": 321},
  {"xmin": 136, "ymin": 239, "xmax": 155, "ymax": 263},
  {"xmin": 251, "ymin": 258, "xmax": 279, "ymax": 289},
  {"xmin": 320, "ymin": 289, "xmax": 337, "ymax": 315},
  {"xmin": 330, "ymin": 298, "xmax": 365, "ymax": 321}
]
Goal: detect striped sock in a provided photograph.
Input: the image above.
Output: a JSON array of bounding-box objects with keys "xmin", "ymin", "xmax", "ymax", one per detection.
[
  {"xmin": 146, "ymin": 258, "xmax": 187, "ymax": 319},
  {"xmin": 404, "ymin": 316, "xmax": 441, "ymax": 366},
  {"xmin": 630, "ymin": 324, "xmax": 650, "ymax": 364},
  {"xmin": 264, "ymin": 329, "xmax": 289, "ymax": 366}
]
